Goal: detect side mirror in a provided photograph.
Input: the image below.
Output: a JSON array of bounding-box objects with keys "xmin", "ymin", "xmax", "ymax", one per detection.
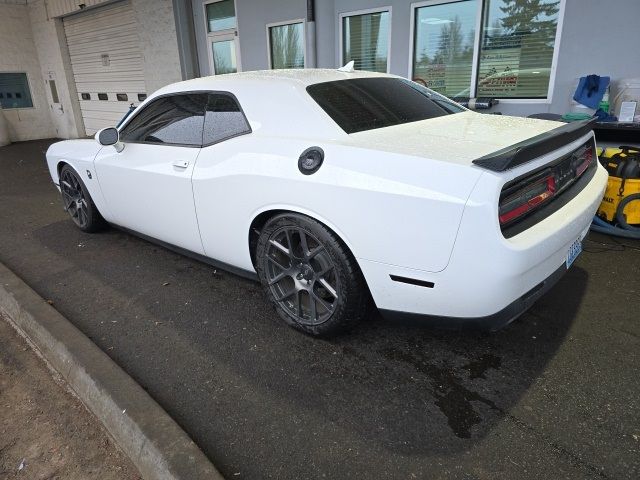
[{"xmin": 95, "ymin": 127, "xmax": 124, "ymax": 152}]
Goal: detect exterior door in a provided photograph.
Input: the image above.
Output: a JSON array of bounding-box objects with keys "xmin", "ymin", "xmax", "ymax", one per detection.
[
  {"xmin": 204, "ymin": 0, "xmax": 241, "ymax": 75},
  {"xmin": 94, "ymin": 93, "xmax": 208, "ymax": 255}
]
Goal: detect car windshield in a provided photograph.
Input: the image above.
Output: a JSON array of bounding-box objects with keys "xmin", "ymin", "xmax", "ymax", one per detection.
[{"xmin": 306, "ymin": 77, "xmax": 465, "ymax": 134}]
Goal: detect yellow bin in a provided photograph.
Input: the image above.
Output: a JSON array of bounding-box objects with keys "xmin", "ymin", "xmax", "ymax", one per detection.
[{"xmin": 596, "ymin": 147, "xmax": 640, "ymax": 225}]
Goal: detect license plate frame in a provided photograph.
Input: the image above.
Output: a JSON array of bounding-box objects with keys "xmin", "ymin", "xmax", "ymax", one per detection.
[{"xmin": 566, "ymin": 237, "xmax": 582, "ymax": 269}]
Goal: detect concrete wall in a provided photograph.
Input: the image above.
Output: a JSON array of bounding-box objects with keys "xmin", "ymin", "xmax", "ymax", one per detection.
[
  {"xmin": 0, "ymin": 2, "xmax": 56, "ymax": 141},
  {"xmin": 28, "ymin": 0, "xmax": 85, "ymax": 139},
  {"xmin": 45, "ymin": 0, "xmax": 112, "ymax": 18},
  {"xmin": 131, "ymin": 0, "xmax": 183, "ymax": 94}
]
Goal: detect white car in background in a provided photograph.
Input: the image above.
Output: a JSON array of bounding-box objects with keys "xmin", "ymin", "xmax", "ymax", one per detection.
[{"xmin": 46, "ymin": 69, "xmax": 607, "ymax": 336}]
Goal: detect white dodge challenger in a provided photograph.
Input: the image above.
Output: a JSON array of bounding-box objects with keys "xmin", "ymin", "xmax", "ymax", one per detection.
[{"xmin": 46, "ymin": 69, "xmax": 607, "ymax": 336}]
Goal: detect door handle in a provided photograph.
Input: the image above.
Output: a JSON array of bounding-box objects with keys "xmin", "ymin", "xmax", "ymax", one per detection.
[{"xmin": 172, "ymin": 160, "xmax": 189, "ymax": 168}]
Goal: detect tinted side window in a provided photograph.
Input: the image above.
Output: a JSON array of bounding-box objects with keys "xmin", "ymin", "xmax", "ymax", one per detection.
[
  {"xmin": 203, "ymin": 93, "xmax": 251, "ymax": 145},
  {"xmin": 120, "ymin": 93, "xmax": 208, "ymax": 146}
]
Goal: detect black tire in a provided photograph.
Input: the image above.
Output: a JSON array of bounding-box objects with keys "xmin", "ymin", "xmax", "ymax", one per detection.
[
  {"xmin": 59, "ymin": 165, "xmax": 106, "ymax": 233},
  {"xmin": 256, "ymin": 213, "xmax": 368, "ymax": 336}
]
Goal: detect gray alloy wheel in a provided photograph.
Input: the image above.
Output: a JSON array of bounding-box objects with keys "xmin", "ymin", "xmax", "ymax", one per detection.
[
  {"xmin": 59, "ymin": 165, "xmax": 105, "ymax": 233},
  {"xmin": 256, "ymin": 214, "xmax": 368, "ymax": 336}
]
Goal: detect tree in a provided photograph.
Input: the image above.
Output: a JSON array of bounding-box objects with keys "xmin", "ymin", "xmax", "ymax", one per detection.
[
  {"xmin": 499, "ymin": 0, "xmax": 559, "ymax": 44},
  {"xmin": 434, "ymin": 16, "xmax": 464, "ymax": 64}
]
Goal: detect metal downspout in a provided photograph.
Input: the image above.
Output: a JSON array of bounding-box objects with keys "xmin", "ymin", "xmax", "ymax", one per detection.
[{"xmin": 306, "ymin": 0, "xmax": 317, "ymax": 68}]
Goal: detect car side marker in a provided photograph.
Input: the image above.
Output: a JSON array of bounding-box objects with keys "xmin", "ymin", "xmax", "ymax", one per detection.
[{"xmin": 389, "ymin": 275, "xmax": 435, "ymax": 288}]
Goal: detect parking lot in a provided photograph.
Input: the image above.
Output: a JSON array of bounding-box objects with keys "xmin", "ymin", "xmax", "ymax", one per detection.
[{"xmin": 1, "ymin": 139, "xmax": 639, "ymax": 479}]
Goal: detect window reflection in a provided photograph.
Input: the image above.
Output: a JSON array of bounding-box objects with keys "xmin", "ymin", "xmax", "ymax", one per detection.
[{"xmin": 412, "ymin": 0, "xmax": 477, "ymax": 96}]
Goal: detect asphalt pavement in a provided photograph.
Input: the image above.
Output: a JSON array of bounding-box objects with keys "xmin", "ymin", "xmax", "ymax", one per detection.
[{"xmin": 0, "ymin": 139, "xmax": 638, "ymax": 479}]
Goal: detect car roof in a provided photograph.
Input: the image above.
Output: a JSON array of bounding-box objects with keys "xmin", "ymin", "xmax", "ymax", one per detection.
[
  {"xmin": 155, "ymin": 69, "xmax": 391, "ymax": 95},
  {"xmin": 143, "ymin": 69, "xmax": 396, "ymax": 140}
]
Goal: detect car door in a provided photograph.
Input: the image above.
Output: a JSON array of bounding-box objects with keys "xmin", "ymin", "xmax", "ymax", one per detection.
[
  {"xmin": 192, "ymin": 92, "xmax": 253, "ymax": 265},
  {"xmin": 94, "ymin": 93, "xmax": 208, "ymax": 255}
]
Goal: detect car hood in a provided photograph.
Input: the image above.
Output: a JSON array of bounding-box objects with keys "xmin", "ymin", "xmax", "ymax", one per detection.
[{"xmin": 346, "ymin": 111, "xmax": 562, "ymax": 167}]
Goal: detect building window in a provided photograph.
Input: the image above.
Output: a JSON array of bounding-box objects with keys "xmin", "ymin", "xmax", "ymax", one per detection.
[
  {"xmin": 206, "ymin": 0, "xmax": 236, "ymax": 32},
  {"xmin": 340, "ymin": 8, "xmax": 390, "ymax": 73},
  {"xmin": 412, "ymin": 1, "xmax": 477, "ymax": 97},
  {"xmin": 205, "ymin": 0, "xmax": 240, "ymax": 75},
  {"xmin": 0, "ymin": 73, "xmax": 33, "ymax": 109},
  {"xmin": 477, "ymin": 0, "xmax": 560, "ymax": 98},
  {"xmin": 268, "ymin": 21, "xmax": 305, "ymax": 69},
  {"xmin": 411, "ymin": 0, "xmax": 562, "ymax": 100}
]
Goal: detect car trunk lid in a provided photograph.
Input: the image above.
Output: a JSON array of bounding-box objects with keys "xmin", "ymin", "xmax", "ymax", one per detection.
[{"xmin": 346, "ymin": 111, "xmax": 567, "ymax": 167}]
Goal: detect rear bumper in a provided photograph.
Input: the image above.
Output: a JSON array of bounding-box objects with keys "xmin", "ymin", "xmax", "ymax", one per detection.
[
  {"xmin": 379, "ymin": 263, "xmax": 567, "ymax": 331},
  {"xmin": 358, "ymin": 157, "xmax": 608, "ymax": 327}
]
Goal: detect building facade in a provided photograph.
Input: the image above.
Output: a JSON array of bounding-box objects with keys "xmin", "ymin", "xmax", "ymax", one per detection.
[{"xmin": 0, "ymin": 0, "xmax": 638, "ymax": 141}]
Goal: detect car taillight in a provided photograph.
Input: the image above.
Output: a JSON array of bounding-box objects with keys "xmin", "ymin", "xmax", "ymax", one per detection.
[
  {"xmin": 575, "ymin": 145, "xmax": 593, "ymax": 177},
  {"xmin": 499, "ymin": 172, "xmax": 556, "ymax": 226}
]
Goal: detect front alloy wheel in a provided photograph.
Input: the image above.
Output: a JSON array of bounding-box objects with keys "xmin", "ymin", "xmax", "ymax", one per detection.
[
  {"xmin": 256, "ymin": 214, "xmax": 368, "ymax": 336},
  {"xmin": 59, "ymin": 165, "xmax": 105, "ymax": 232}
]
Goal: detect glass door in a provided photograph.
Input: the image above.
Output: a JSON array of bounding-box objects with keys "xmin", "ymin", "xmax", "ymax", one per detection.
[{"xmin": 205, "ymin": 0, "xmax": 240, "ymax": 75}]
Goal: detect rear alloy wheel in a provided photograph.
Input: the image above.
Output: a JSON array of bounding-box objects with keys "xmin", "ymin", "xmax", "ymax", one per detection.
[
  {"xmin": 59, "ymin": 165, "xmax": 105, "ymax": 233},
  {"xmin": 256, "ymin": 214, "xmax": 368, "ymax": 336}
]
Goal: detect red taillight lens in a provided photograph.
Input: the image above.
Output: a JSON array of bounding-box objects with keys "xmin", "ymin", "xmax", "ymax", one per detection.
[
  {"xmin": 575, "ymin": 146, "xmax": 593, "ymax": 177},
  {"xmin": 499, "ymin": 174, "xmax": 556, "ymax": 226}
]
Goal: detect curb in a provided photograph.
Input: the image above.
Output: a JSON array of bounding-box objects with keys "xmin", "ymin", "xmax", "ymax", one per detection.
[{"xmin": 0, "ymin": 262, "xmax": 224, "ymax": 480}]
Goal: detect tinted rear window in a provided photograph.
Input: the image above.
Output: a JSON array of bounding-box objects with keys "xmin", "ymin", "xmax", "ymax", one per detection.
[{"xmin": 307, "ymin": 77, "xmax": 464, "ymax": 134}]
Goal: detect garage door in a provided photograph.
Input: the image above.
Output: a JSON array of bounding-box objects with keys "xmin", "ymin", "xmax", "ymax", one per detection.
[{"xmin": 63, "ymin": 1, "xmax": 147, "ymax": 135}]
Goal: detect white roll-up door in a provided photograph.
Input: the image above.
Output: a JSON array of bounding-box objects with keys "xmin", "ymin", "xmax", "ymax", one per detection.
[{"xmin": 63, "ymin": 1, "xmax": 147, "ymax": 135}]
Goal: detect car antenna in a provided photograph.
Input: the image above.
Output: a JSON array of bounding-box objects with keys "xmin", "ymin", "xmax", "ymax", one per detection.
[{"xmin": 337, "ymin": 61, "xmax": 355, "ymax": 73}]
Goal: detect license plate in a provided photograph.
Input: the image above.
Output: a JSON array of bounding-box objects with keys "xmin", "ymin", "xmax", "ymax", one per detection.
[{"xmin": 566, "ymin": 238, "xmax": 582, "ymax": 269}]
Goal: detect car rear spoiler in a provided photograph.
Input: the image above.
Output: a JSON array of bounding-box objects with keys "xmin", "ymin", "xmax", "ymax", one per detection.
[{"xmin": 472, "ymin": 118, "xmax": 596, "ymax": 172}]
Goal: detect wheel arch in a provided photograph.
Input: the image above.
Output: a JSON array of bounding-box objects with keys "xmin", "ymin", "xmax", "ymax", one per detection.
[
  {"xmin": 56, "ymin": 160, "xmax": 71, "ymax": 179},
  {"xmin": 247, "ymin": 207, "xmax": 359, "ymax": 269},
  {"xmin": 56, "ymin": 160, "xmax": 110, "ymax": 224},
  {"xmin": 56, "ymin": 160, "xmax": 86, "ymax": 184}
]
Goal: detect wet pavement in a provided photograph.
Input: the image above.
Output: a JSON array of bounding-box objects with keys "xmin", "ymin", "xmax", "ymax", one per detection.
[{"xmin": 0, "ymin": 139, "xmax": 638, "ymax": 479}]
